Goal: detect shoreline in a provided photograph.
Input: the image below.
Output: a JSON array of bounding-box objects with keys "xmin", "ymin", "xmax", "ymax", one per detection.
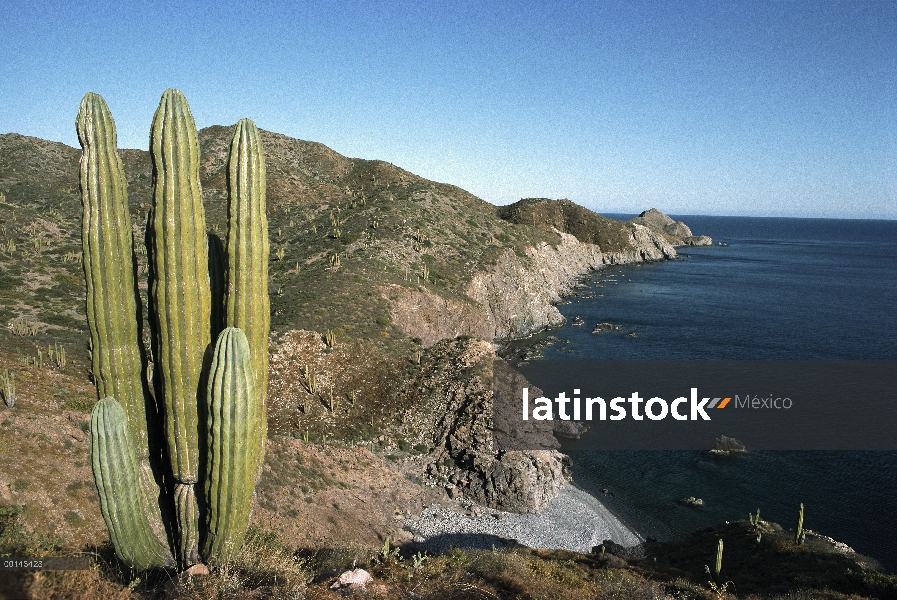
[{"xmin": 404, "ymin": 481, "xmax": 642, "ymax": 555}]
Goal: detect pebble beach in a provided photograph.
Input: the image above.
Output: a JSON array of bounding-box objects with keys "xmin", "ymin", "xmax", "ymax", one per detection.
[{"xmin": 404, "ymin": 482, "xmax": 641, "ymax": 555}]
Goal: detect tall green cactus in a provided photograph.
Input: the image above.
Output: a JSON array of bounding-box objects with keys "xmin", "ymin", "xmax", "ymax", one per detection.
[
  {"xmin": 77, "ymin": 92, "xmax": 151, "ymax": 460},
  {"xmin": 81, "ymin": 90, "xmax": 269, "ymax": 571},
  {"xmin": 148, "ymin": 89, "xmax": 213, "ymax": 565},
  {"xmin": 149, "ymin": 88, "xmax": 211, "ymax": 488}
]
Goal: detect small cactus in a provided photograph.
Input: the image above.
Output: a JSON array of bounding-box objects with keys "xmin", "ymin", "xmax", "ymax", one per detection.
[
  {"xmin": 203, "ymin": 328, "xmax": 262, "ymax": 564},
  {"xmin": 1, "ymin": 369, "xmax": 15, "ymax": 408},
  {"xmin": 795, "ymin": 503, "xmax": 805, "ymax": 545},
  {"xmin": 304, "ymin": 366, "xmax": 317, "ymax": 395},
  {"xmin": 749, "ymin": 508, "xmax": 760, "ymax": 528},
  {"xmin": 714, "ymin": 538, "xmax": 723, "ymax": 580}
]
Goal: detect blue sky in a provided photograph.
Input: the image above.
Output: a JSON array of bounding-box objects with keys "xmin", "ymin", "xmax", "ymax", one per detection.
[{"xmin": 1, "ymin": 1, "xmax": 894, "ymax": 218}]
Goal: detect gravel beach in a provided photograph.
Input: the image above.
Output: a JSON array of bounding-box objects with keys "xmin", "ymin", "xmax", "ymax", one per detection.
[{"xmin": 404, "ymin": 482, "xmax": 641, "ymax": 554}]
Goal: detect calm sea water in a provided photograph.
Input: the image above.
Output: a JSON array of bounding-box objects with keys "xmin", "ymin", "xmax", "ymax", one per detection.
[{"xmin": 521, "ymin": 216, "xmax": 897, "ymax": 572}]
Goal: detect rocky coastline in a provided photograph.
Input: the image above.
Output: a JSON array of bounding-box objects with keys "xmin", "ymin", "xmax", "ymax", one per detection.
[{"xmin": 391, "ymin": 210, "xmax": 713, "ymax": 550}]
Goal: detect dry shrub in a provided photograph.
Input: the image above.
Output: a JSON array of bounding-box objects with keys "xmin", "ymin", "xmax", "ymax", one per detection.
[{"xmin": 18, "ymin": 563, "xmax": 136, "ymax": 600}]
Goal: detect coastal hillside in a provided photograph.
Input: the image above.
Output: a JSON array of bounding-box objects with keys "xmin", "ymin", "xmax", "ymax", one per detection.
[
  {"xmin": 0, "ymin": 125, "xmax": 693, "ymax": 538},
  {"xmin": 3, "ymin": 128, "xmax": 891, "ymax": 600}
]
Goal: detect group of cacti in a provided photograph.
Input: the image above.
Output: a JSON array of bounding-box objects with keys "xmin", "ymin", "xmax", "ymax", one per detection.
[
  {"xmin": 48, "ymin": 342, "xmax": 66, "ymax": 368},
  {"xmin": 78, "ymin": 89, "xmax": 269, "ymax": 571},
  {"xmin": 10, "ymin": 317, "xmax": 39, "ymax": 337}
]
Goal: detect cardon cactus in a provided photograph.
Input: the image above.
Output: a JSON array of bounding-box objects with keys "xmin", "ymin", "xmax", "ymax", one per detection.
[
  {"xmin": 77, "ymin": 92, "xmax": 152, "ymax": 460},
  {"xmin": 79, "ymin": 90, "xmax": 268, "ymax": 570}
]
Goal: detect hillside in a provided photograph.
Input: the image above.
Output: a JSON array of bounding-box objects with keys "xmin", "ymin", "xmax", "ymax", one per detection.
[{"xmin": 3, "ymin": 128, "xmax": 891, "ymax": 600}]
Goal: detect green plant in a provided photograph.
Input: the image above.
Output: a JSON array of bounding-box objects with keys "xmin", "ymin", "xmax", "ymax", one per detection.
[
  {"xmin": 749, "ymin": 508, "xmax": 762, "ymax": 543},
  {"xmin": 704, "ymin": 538, "xmax": 723, "ymax": 583},
  {"xmin": 795, "ymin": 502, "xmax": 805, "ymax": 545},
  {"xmin": 1, "ymin": 369, "xmax": 15, "ymax": 408},
  {"xmin": 304, "ymin": 366, "xmax": 317, "ymax": 394},
  {"xmin": 11, "ymin": 317, "xmax": 38, "ymax": 336},
  {"xmin": 749, "ymin": 508, "xmax": 760, "ymax": 528},
  {"xmin": 48, "ymin": 342, "xmax": 66, "ymax": 369},
  {"xmin": 380, "ymin": 535, "xmax": 400, "ymax": 562},
  {"xmin": 324, "ymin": 329, "xmax": 336, "ymax": 347},
  {"xmin": 715, "ymin": 538, "xmax": 723, "ymax": 580},
  {"xmin": 78, "ymin": 90, "xmax": 269, "ymax": 571}
]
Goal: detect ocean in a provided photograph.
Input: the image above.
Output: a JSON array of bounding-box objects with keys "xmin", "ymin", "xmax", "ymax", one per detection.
[{"xmin": 514, "ymin": 216, "xmax": 897, "ymax": 572}]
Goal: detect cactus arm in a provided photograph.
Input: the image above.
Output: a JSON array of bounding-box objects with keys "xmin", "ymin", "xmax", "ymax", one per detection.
[
  {"xmin": 202, "ymin": 327, "xmax": 262, "ymax": 564},
  {"xmin": 225, "ymin": 119, "xmax": 269, "ymax": 461},
  {"xmin": 77, "ymin": 92, "xmax": 150, "ymax": 460},
  {"xmin": 149, "ymin": 88, "xmax": 211, "ymax": 484},
  {"xmin": 90, "ymin": 398, "xmax": 173, "ymax": 569}
]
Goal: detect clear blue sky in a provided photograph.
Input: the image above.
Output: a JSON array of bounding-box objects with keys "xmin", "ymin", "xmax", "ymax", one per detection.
[{"xmin": 2, "ymin": 0, "xmax": 894, "ymax": 218}]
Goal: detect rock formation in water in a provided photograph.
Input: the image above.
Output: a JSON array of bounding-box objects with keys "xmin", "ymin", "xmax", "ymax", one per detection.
[{"xmin": 630, "ymin": 208, "xmax": 712, "ymax": 246}]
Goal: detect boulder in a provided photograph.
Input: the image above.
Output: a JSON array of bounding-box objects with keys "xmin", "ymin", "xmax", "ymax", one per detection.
[
  {"xmin": 553, "ymin": 420, "xmax": 589, "ymax": 439},
  {"xmin": 330, "ymin": 568, "xmax": 373, "ymax": 591},
  {"xmin": 679, "ymin": 496, "xmax": 704, "ymax": 507},
  {"xmin": 710, "ymin": 435, "xmax": 746, "ymax": 455}
]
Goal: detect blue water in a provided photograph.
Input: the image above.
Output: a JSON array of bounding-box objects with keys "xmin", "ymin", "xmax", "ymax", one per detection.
[{"xmin": 524, "ymin": 216, "xmax": 897, "ymax": 572}]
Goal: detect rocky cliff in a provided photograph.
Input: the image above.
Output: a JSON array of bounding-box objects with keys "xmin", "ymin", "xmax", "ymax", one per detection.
[
  {"xmin": 395, "ymin": 337, "xmax": 570, "ymax": 514},
  {"xmin": 385, "ymin": 210, "xmax": 677, "ymax": 346}
]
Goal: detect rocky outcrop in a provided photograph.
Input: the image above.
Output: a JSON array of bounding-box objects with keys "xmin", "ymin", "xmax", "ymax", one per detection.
[
  {"xmin": 397, "ymin": 338, "xmax": 570, "ymax": 514},
  {"xmin": 385, "ymin": 226, "xmax": 676, "ymax": 346},
  {"xmin": 709, "ymin": 435, "xmax": 746, "ymax": 455},
  {"xmin": 630, "ymin": 208, "xmax": 712, "ymax": 247}
]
